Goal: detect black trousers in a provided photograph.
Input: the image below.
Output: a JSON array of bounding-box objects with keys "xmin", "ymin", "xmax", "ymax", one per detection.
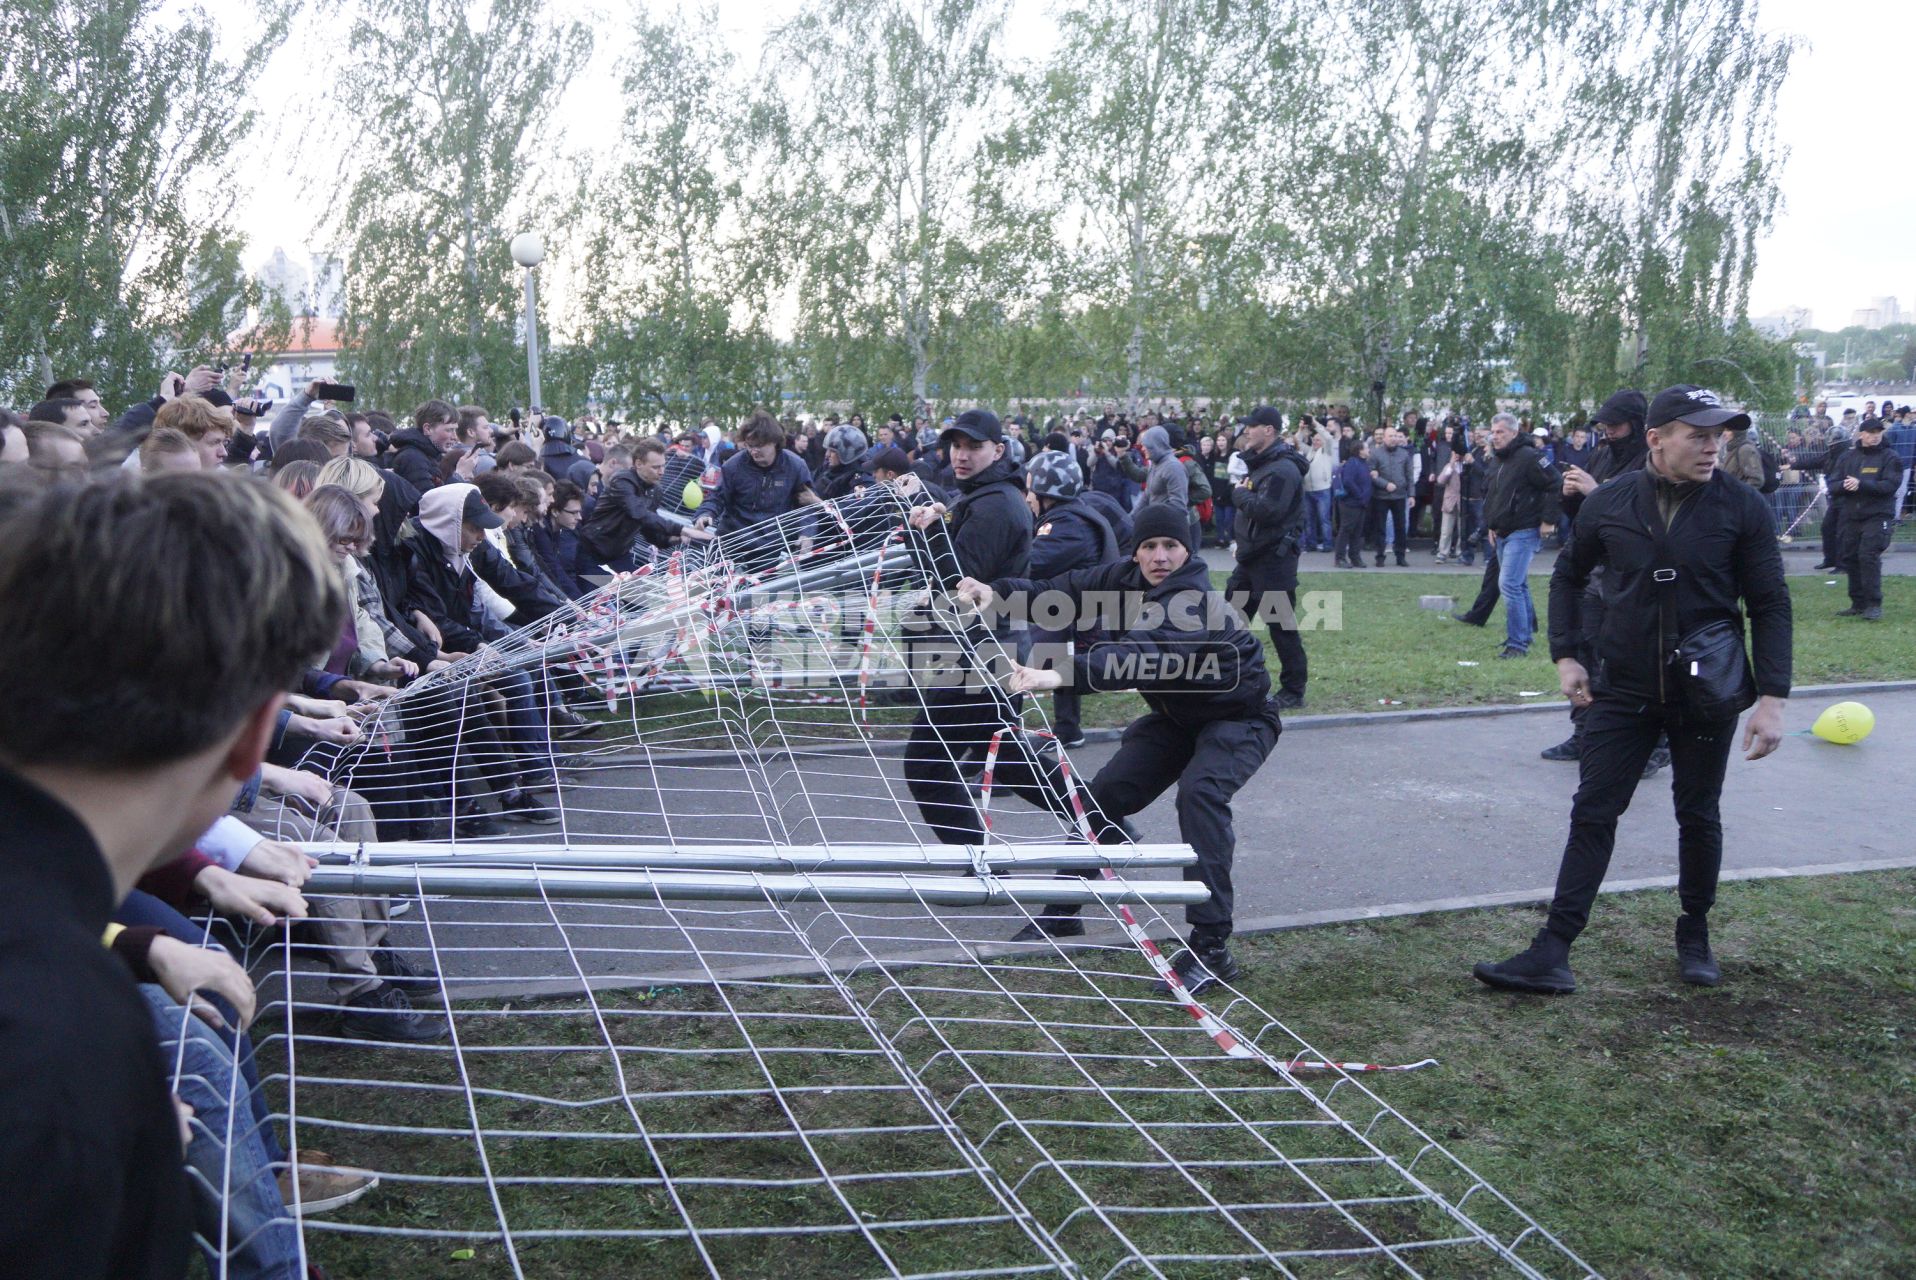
[
  {"xmin": 1458, "ymin": 543, "xmax": 1501, "ymax": 623},
  {"xmin": 1076, "ymin": 705, "xmax": 1282, "ymax": 938},
  {"xmin": 1840, "ymin": 511, "xmax": 1892, "ymax": 608},
  {"xmin": 1820, "ymin": 501, "xmax": 1844, "ymax": 566},
  {"xmin": 903, "ymin": 686, "xmax": 1074, "ymax": 844},
  {"xmin": 1333, "ymin": 500, "xmax": 1367, "ymax": 564},
  {"xmin": 1368, "ymin": 497, "xmax": 1409, "ymax": 562},
  {"xmin": 1544, "ymin": 696, "xmax": 1737, "ymax": 943},
  {"xmin": 1225, "ymin": 555, "xmax": 1306, "ymax": 699}
]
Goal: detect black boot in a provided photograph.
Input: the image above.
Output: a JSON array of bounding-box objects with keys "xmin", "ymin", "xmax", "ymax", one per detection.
[
  {"xmin": 1675, "ymin": 915, "xmax": 1720, "ymax": 987},
  {"xmin": 1473, "ymin": 927, "xmax": 1576, "ymax": 994},
  {"xmin": 1539, "ymin": 736, "xmax": 1581, "ymax": 762},
  {"xmin": 1153, "ymin": 933, "xmax": 1240, "ymax": 998},
  {"xmin": 1008, "ymin": 907, "xmax": 1085, "ymax": 943}
]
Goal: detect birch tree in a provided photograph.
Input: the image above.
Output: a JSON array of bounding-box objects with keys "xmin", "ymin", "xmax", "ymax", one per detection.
[{"xmin": 329, "ymin": 0, "xmax": 590, "ymax": 409}]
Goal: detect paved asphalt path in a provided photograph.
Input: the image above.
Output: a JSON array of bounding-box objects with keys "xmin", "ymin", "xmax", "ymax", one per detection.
[{"xmin": 332, "ymin": 686, "xmax": 1911, "ymax": 1001}]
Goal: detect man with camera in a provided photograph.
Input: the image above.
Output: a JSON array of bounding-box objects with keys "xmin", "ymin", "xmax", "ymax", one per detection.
[{"xmin": 1474, "ymin": 387, "xmax": 1790, "ymax": 995}]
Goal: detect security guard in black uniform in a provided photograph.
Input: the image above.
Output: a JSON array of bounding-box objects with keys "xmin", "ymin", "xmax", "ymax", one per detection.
[
  {"xmin": 901, "ymin": 409, "xmax": 1074, "ymax": 844},
  {"xmin": 1224, "ymin": 406, "xmax": 1310, "ymax": 708},
  {"xmin": 960, "ymin": 503, "xmax": 1284, "ymax": 995},
  {"xmin": 1023, "ymin": 449, "xmax": 1120, "ymax": 747},
  {"xmin": 1830, "ymin": 417, "xmax": 1903, "ymax": 621},
  {"xmin": 1474, "ymin": 386, "xmax": 1792, "ymax": 995},
  {"xmin": 1541, "ymin": 389, "xmax": 1649, "ymax": 763}
]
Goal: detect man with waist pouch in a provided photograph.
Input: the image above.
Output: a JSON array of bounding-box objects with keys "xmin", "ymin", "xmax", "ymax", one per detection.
[{"xmin": 1475, "ymin": 386, "xmax": 1792, "ymax": 995}]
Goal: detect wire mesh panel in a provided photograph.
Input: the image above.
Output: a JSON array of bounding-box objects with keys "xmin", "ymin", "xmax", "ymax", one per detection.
[{"xmin": 197, "ymin": 484, "xmax": 1597, "ymax": 1278}]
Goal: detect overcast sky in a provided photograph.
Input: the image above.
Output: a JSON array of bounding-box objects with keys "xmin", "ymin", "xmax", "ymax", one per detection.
[{"xmin": 231, "ymin": 0, "xmax": 1914, "ymax": 333}]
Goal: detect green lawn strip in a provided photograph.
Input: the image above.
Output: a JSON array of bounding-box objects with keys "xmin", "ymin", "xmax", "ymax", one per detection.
[
  {"xmin": 278, "ymin": 870, "xmax": 1913, "ymax": 1278},
  {"xmin": 1225, "ymin": 868, "xmax": 1916, "ymax": 1278}
]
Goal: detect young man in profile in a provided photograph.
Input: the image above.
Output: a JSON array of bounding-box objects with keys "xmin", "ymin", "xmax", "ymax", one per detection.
[{"xmin": 0, "ymin": 474, "xmax": 346, "ymax": 1278}]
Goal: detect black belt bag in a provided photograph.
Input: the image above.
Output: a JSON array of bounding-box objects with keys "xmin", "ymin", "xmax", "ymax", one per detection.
[{"xmin": 1670, "ymin": 612, "xmax": 1757, "ymax": 721}]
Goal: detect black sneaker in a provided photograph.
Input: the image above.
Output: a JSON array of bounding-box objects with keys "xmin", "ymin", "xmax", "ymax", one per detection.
[
  {"xmin": 1862, "ymin": 606, "xmax": 1882, "ymax": 621},
  {"xmin": 1451, "ymin": 612, "xmax": 1485, "ymax": 627},
  {"xmin": 374, "ymin": 949, "xmax": 440, "ymax": 993},
  {"xmin": 451, "ymin": 811, "xmax": 507, "ymax": 839},
  {"xmin": 1152, "ymin": 941, "xmax": 1240, "ymax": 998},
  {"xmin": 1055, "ymin": 730, "xmax": 1087, "ymax": 749},
  {"xmin": 1472, "ymin": 928, "xmax": 1576, "ymax": 994},
  {"xmin": 1272, "ymin": 690, "xmax": 1305, "ymax": 710},
  {"xmin": 1834, "ymin": 606, "xmax": 1863, "ymax": 617},
  {"xmin": 1008, "ymin": 914, "xmax": 1086, "ymax": 943},
  {"xmin": 340, "ymin": 983, "xmax": 449, "ymax": 1043},
  {"xmin": 1675, "ymin": 916, "xmax": 1720, "ymax": 987},
  {"xmin": 1497, "ymin": 647, "xmax": 1527, "ymax": 659},
  {"xmin": 1539, "ymin": 737, "xmax": 1581, "ymax": 762},
  {"xmin": 497, "ymin": 789, "xmax": 559, "ymax": 824},
  {"xmin": 1641, "ymin": 744, "xmax": 1671, "ymax": 778}
]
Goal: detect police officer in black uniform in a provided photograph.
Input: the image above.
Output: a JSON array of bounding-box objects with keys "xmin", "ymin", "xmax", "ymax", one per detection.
[
  {"xmin": 1474, "ymin": 386, "xmax": 1791, "ymax": 995},
  {"xmin": 815, "ymin": 424, "xmax": 875, "ymax": 501},
  {"xmin": 1224, "ymin": 406, "xmax": 1310, "ymax": 708},
  {"xmin": 1023, "ymin": 449, "xmax": 1120, "ymax": 748},
  {"xmin": 1540, "ymin": 390, "xmax": 1649, "ymax": 763},
  {"xmin": 1830, "ymin": 416, "xmax": 1903, "ymax": 621},
  {"xmin": 901, "ymin": 409, "xmax": 1074, "ymax": 844},
  {"xmin": 959, "ymin": 503, "xmax": 1283, "ymax": 994}
]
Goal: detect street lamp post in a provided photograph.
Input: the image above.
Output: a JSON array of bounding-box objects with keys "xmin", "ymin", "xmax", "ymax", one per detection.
[{"xmin": 509, "ymin": 232, "xmax": 545, "ymax": 411}]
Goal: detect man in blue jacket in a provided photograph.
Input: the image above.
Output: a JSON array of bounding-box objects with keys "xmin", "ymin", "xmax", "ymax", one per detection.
[
  {"xmin": 959, "ymin": 503, "xmax": 1283, "ymax": 995},
  {"xmin": 695, "ymin": 411, "xmax": 821, "ymax": 556}
]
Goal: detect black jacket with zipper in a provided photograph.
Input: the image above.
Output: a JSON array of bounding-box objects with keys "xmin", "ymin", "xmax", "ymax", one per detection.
[
  {"xmin": 1230, "ymin": 442, "xmax": 1308, "ymax": 567},
  {"xmin": 1548, "ymin": 468, "xmax": 1792, "ymax": 704},
  {"xmin": 1482, "ymin": 438, "xmax": 1562, "ymax": 535},
  {"xmin": 1827, "ymin": 441, "xmax": 1904, "ymax": 520}
]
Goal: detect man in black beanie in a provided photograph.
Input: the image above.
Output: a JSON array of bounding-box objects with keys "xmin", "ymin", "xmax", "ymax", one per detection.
[{"xmin": 957, "ymin": 501, "xmax": 1283, "ymax": 996}]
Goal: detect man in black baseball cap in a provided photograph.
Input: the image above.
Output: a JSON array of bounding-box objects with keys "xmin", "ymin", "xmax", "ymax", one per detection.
[
  {"xmin": 1475, "ymin": 384, "xmax": 1791, "ymax": 997},
  {"xmin": 941, "ymin": 407, "xmax": 1003, "ymax": 446},
  {"xmin": 1828, "ymin": 416, "xmax": 1902, "ymax": 620},
  {"xmin": 1225, "ymin": 405, "xmax": 1310, "ymax": 708}
]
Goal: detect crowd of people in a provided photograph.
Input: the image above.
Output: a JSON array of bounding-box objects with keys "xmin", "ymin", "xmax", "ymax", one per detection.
[{"xmin": 0, "ymin": 361, "xmax": 1824, "ymax": 1280}]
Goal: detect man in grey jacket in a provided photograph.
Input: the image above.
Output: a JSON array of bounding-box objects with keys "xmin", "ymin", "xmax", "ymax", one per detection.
[
  {"xmin": 1130, "ymin": 425, "xmax": 1189, "ymax": 517},
  {"xmin": 1368, "ymin": 427, "xmax": 1414, "ymax": 566}
]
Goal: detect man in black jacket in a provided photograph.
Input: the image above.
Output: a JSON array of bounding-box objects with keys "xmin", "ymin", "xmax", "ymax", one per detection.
[
  {"xmin": 901, "ymin": 409, "xmax": 1071, "ymax": 844},
  {"xmin": 577, "ymin": 441, "xmax": 710, "ymax": 575},
  {"xmin": 1474, "ymin": 386, "xmax": 1791, "ymax": 996},
  {"xmin": 1540, "ymin": 390, "xmax": 1650, "ymax": 763},
  {"xmin": 388, "ymin": 399, "xmax": 458, "ymax": 492},
  {"xmin": 960, "ymin": 503, "xmax": 1283, "ymax": 994},
  {"xmin": 1829, "ymin": 417, "xmax": 1903, "ymax": 620},
  {"xmin": 1225, "ymin": 406, "xmax": 1310, "ymax": 708},
  {"xmin": 0, "ymin": 474, "xmax": 345, "ymax": 1280},
  {"xmin": 1480, "ymin": 412, "xmax": 1561, "ymax": 658}
]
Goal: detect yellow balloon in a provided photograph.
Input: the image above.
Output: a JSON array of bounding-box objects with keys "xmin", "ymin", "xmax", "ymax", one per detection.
[
  {"xmin": 1810, "ymin": 701, "xmax": 1874, "ymax": 745},
  {"xmin": 682, "ymin": 480, "xmax": 703, "ymax": 510}
]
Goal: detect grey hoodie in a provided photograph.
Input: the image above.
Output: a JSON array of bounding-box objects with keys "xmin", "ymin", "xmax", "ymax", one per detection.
[{"xmin": 1133, "ymin": 426, "xmax": 1189, "ymax": 513}]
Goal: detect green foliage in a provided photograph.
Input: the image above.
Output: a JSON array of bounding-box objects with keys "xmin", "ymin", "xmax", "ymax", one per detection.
[
  {"xmin": 0, "ymin": 0, "xmax": 289, "ymax": 407},
  {"xmin": 328, "ymin": 0, "xmax": 591, "ymax": 412}
]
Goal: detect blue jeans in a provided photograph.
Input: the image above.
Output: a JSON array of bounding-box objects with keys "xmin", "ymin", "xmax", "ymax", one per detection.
[
  {"xmin": 143, "ymin": 986, "xmax": 303, "ymax": 1280},
  {"xmin": 1496, "ymin": 528, "xmax": 1541, "ymax": 652},
  {"xmin": 1304, "ymin": 489, "xmax": 1333, "ymax": 548}
]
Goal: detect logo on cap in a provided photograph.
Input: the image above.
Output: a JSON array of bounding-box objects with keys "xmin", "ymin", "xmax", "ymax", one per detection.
[{"xmin": 1693, "ymin": 388, "xmax": 1723, "ymax": 407}]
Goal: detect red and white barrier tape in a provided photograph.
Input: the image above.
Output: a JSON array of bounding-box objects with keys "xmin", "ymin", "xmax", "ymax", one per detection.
[{"xmin": 980, "ymin": 728, "xmax": 1435, "ymax": 1075}]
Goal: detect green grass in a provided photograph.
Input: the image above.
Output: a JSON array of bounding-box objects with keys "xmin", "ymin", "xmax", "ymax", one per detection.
[
  {"xmin": 281, "ymin": 869, "xmax": 1915, "ymax": 1278},
  {"xmin": 1064, "ymin": 570, "xmax": 1916, "ymax": 726}
]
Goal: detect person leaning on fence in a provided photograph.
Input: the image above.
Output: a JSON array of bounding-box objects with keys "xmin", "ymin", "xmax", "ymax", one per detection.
[
  {"xmin": 0, "ymin": 472, "xmax": 346, "ymax": 1280},
  {"xmin": 958, "ymin": 503, "xmax": 1283, "ymax": 997},
  {"xmin": 1474, "ymin": 386, "xmax": 1791, "ymax": 997},
  {"xmin": 1829, "ymin": 417, "xmax": 1903, "ymax": 622}
]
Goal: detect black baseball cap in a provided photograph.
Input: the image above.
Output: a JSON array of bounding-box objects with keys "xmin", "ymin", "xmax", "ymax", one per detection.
[
  {"xmin": 1647, "ymin": 385, "xmax": 1750, "ymax": 432},
  {"xmin": 462, "ymin": 488, "xmax": 504, "ymax": 530},
  {"xmin": 1591, "ymin": 389, "xmax": 1646, "ymax": 428},
  {"xmin": 1858, "ymin": 417, "xmax": 1886, "ymax": 433},
  {"xmin": 941, "ymin": 408, "xmax": 1002, "ymax": 444},
  {"xmin": 1237, "ymin": 405, "xmax": 1283, "ymax": 428}
]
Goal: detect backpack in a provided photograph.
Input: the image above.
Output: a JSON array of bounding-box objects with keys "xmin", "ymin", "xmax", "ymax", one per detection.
[
  {"xmin": 1756, "ymin": 437, "xmax": 1781, "ymax": 494},
  {"xmin": 1180, "ymin": 454, "xmax": 1213, "ymax": 504}
]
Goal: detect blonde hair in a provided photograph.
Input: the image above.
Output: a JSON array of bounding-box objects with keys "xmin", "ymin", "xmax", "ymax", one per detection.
[
  {"xmin": 316, "ymin": 455, "xmax": 383, "ymax": 502},
  {"xmin": 154, "ymin": 395, "xmax": 237, "ymax": 442},
  {"xmin": 139, "ymin": 427, "xmax": 197, "ymax": 472}
]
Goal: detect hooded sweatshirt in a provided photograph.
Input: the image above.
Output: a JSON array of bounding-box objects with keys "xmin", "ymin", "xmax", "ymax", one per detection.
[
  {"xmin": 419, "ymin": 483, "xmax": 476, "ymax": 575},
  {"xmin": 1132, "ymin": 426, "xmax": 1189, "ymax": 514}
]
